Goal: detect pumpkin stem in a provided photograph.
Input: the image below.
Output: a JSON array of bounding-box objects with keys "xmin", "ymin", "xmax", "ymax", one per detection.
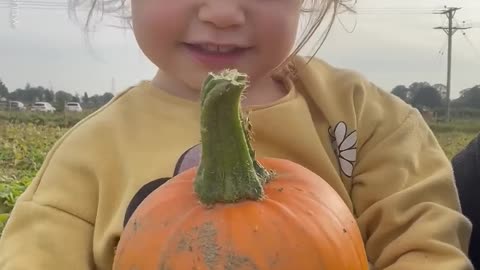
[{"xmin": 194, "ymin": 69, "xmax": 272, "ymax": 205}]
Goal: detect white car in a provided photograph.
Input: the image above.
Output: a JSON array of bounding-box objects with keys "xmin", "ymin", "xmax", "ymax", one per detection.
[
  {"xmin": 31, "ymin": 102, "xmax": 56, "ymax": 113},
  {"xmin": 9, "ymin": 101, "xmax": 26, "ymax": 111},
  {"xmin": 65, "ymin": 102, "xmax": 83, "ymax": 112}
]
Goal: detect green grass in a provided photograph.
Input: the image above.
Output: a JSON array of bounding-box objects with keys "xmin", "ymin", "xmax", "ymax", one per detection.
[
  {"xmin": 0, "ymin": 120, "xmax": 68, "ymax": 233},
  {"xmin": 434, "ymin": 132, "xmax": 477, "ymax": 159},
  {"xmin": 428, "ymin": 119, "xmax": 479, "ymax": 159},
  {"xmin": 0, "ymin": 113, "xmax": 478, "ymax": 235},
  {"xmin": 429, "ymin": 119, "xmax": 480, "ymax": 134},
  {"xmin": 0, "ymin": 110, "xmax": 91, "ymax": 128}
]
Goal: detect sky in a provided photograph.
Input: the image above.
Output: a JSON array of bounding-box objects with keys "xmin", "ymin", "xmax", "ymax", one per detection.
[{"xmin": 0, "ymin": 0, "xmax": 479, "ymax": 99}]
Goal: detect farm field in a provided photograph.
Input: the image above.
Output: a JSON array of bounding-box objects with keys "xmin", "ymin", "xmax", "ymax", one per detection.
[{"xmin": 0, "ymin": 111, "xmax": 479, "ymax": 234}]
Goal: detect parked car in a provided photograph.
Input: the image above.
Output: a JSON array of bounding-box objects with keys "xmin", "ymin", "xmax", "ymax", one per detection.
[
  {"xmin": 9, "ymin": 101, "xmax": 26, "ymax": 111},
  {"xmin": 65, "ymin": 102, "xmax": 83, "ymax": 112},
  {"xmin": 31, "ymin": 102, "xmax": 56, "ymax": 113}
]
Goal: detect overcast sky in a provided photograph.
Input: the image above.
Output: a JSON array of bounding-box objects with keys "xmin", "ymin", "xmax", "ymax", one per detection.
[{"xmin": 1, "ymin": 0, "xmax": 479, "ymax": 98}]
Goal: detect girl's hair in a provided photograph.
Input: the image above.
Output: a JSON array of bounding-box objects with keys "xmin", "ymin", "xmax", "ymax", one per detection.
[{"xmin": 68, "ymin": 0, "xmax": 355, "ymax": 63}]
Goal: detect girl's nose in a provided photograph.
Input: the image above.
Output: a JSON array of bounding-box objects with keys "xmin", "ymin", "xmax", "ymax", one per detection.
[{"xmin": 198, "ymin": 0, "xmax": 246, "ymax": 28}]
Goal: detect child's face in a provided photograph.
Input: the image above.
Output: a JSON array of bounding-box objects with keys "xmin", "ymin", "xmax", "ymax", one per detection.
[{"xmin": 131, "ymin": 0, "xmax": 302, "ymax": 91}]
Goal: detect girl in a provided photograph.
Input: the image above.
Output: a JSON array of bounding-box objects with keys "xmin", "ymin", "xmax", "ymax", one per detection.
[{"xmin": 0, "ymin": 0, "xmax": 473, "ymax": 269}]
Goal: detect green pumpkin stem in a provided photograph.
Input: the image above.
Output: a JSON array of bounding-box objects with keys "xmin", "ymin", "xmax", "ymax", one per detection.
[{"xmin": 194, "ymin": 69, "xmax": 272, "ymax": 205}]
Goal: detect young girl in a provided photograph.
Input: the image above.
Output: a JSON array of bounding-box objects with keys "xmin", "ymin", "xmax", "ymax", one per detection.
[{"xmin": 0, "ymin": 0, "xmax": 474, "ymax": 269}]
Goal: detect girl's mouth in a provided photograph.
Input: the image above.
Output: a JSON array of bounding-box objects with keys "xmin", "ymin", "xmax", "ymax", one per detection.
[
  {"xmin": 191, "ymin": 43, "xmax": 242, "ymax": 53},
  {"xmin": 183, "ymin": 42, "xmax": 250, "ymax": 69}
]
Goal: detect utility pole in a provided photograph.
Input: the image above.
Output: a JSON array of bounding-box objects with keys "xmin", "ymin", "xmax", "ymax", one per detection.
[{"xmin": 434, "ymin": 7, "xmax": 471, "ymax": 121}]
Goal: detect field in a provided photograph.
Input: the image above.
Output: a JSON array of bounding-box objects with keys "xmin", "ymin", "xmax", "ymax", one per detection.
[
  {"xmin": 0, "ymin": 111, "xmax": 86, "ymax": 234},
  {"xmin": 0, "ymin": 111, "xmax": 479, "ymax": 235}
]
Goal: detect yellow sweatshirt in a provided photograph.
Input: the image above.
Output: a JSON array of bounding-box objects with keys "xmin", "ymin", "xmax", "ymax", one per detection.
[{"xmin": 0, "ymin": 56, "xmax": 473, "ymax": 269}]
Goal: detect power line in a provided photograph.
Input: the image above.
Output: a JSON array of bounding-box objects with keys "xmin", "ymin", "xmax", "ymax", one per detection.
[
  {"xmin": 0, "ymin": 2, "xmax": 445, "ymax": 13},
  {"xmin": 0, "ymin": 2, "xmax": 85, "ymax": 11},
  {"xmin": 437, "ymin": 39, "xmax": 448, "ymax": 57},
  {"xmin": 460, "ymin": 31, "xmax": 480, "ymax": 59},
  {"xmin": 0, "ymin": 6, "xmax": 71, "ymax": 10},
  {"xmin": 0, "ymin": 0, "xmax": 113, "ymax": 27},
  {"xmin": 0, "ymin": 0, "xmax": 108, "ymax": 10},
  {"xmin": 0, "ymin": 1, "xmax": 69, "ymax": 8},
  {"xmin": 454, "ymin": 18, "xmax": 480, "ymax": 58},
  {"xmin": 0, "ymin": 0, "xmax": 65, "ymax": 3},
  {"xmin": 0, "ymin": 1, "xmax": 66, "ymax": 5},
  {"xmin": 353, "ymin": 7, "xmax": 443, "ymax": 15}
]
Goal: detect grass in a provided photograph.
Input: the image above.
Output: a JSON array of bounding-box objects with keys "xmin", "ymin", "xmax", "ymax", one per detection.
[
  {"xmin": 0, "ymin": 113, "xmax": 72, "ymax": 234},
  {"xmin": 0, "ymin": 112, "xmax": 478, "ymax": 235},
  {"xmin": 428, "ymin": 119, "xmax": 480, "ymax": 159},
  {"xmin": 0, "ymin": 110, "xmax": 91, "ymax": 128},
  {"xmin": 435, "ymin": 132, "xmax": 477, "ymax": 159}
]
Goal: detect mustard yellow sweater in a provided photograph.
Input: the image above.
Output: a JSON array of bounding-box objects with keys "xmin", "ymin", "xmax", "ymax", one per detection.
[{"xmin": 0, "ymin": 56, "xmax": 473, "ymax": 269}]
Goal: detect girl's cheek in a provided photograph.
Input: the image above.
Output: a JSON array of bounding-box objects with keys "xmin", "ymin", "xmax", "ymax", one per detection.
[{"xmin": 132, "ymin": 1, "xmax": 175, "ymax": 25}]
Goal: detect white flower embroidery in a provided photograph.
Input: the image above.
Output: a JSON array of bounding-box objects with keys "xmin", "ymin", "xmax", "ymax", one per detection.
[{"xmin": 328, "ymin": 121, "xmax": 357, "ymax": 178}]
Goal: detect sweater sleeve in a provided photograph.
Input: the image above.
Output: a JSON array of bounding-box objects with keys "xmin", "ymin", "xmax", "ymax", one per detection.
[
  {"xmin": 352, "ymin": 108, "xmax": 473, "ymax": 270},
  {"xmin": 0, "ymin": 201, "xmax": 94, "ymax": 269},
  {"xmin": 0, "ymin": 130, "xmax": 98, "ymax": 270}
]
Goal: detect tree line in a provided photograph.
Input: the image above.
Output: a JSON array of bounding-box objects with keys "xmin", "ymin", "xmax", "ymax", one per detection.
[
  {"xmin": 390, "ymin": 82, "xmax": 480, "ymax": 119},
  {"xmin": 391, "ymin": 82, "xmax": 480, "ymax": 110},
  {"xmin": 1, "ymin": 78, "xmax": 479, "ymax": 115},
  {"xmin": 0, "ymin": 80, "xmax": 114, "ymax": 112}
]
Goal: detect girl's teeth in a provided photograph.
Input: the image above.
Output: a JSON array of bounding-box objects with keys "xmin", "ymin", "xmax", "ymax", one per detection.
[
  {"xmin": 200, "ymin": 44, "xmax": 237, "ymax": 53},
  {"xmin": 205, "ymin": 44, "xmax": 218, "ymax": 52},
  {"xmin": 218, "ymin": 46, "xmax": 236, "ymax": 53}
]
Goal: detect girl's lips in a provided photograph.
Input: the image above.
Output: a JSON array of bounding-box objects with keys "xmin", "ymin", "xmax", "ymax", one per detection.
[{"xmin": 183, "ymin": 43, "xmax": 250, "ymax": 69}]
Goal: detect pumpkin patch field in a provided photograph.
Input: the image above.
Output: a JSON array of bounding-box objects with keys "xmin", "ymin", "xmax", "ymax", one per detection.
[
  {"xmin": 0, "ymin": 120, "xmax": 67, "ymax": 234},
  {"xmin": 0, "ymin": 112, "xmax": 478, "ymax": 236}
]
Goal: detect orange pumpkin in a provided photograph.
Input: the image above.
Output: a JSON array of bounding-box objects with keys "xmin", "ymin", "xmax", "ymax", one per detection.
[{"xmin": 113, "ymin": 70, "xmax": 369, "ymax": 270}]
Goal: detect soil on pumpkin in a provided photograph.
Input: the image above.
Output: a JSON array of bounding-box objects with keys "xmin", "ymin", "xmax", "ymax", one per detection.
[{"xmin": 165, "ymin": 221, "xmax": 259, "ymax": 270}]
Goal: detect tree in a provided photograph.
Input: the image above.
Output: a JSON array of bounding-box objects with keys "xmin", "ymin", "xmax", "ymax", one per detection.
[
  {"xmin": 44, "ymin": 88, "xmax": 54, "ymax": 103},
  {"xmin": 409, "ymin": 81, "xmax": 429, "ymax": 97},
  {"xmin": 409, "ymin": 82, "xmax": 431, "ymax": 90},
  {"xmin": 80, "ymin": 92, "xmax": 113, "ymax": 109},
  {"xmin": 54, "ymin": 90, "xmax": 74, "ymax": 112},
  {"xmin": 391, "ymin": 85, "xmax": 410, "ymax": 102},
  {"xmin": 0, "ymin": 80, "xmax": 8, "ymax": 98},
  {"xmin": 101, "ymin": 92, "xmax": 114, "ymax": 104},
  {"xmin": 454, "ymin": 85, "xmax": 480, "ymax": 108},
  {"xmin": 2, "ymin": 81, "xmax": 114, "ymax": 110},
  {"xmin": 411, "ymin": 85, "xmax": 443, "ymax": 109},
  {"xmin": 433, "ymin": 83, "xmax": 447, "ymax": 100},
  {"xmin": 82, "ymin": 92, "xmax": 89, "ymax": 104}
]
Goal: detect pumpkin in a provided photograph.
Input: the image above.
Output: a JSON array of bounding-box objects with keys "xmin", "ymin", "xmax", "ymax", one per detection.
[{"xmin": 112, "ymin": 70, "xmax": 369, "ymax": 270}]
